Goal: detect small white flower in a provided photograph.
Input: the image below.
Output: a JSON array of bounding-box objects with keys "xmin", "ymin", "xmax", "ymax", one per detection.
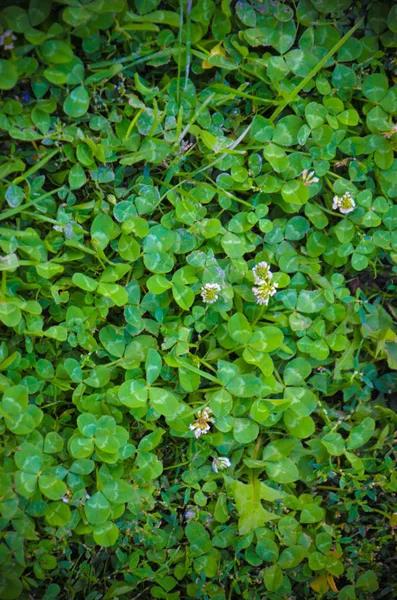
[
  {"xmin": 252, "ymin": 280, "xmax": 279, "ymax": 305},
  {"xmin": 212, "ymin": 456, "xmax": 231, "ymax": 473},
  {"xmin": 62, "ymin": 496, "xmax": 70, "ymax": 503},
  {"xmin": 251, "ymin": 260, "xmax": 278, "ymax": 305},
  {"xmin": 0, "ymin": 30, "xmax": 16, "ymax": 50},
  {"xmin": 201, "ymin": 283, "xmax": 221, "ymax": 304},
  {"xmin": 252, "ymin": 261, "xmax": 272, "ymax": 284},
  {"xmin": 301, "ymin": 169, "xmax": 319, "ymax": 186},
  {"xmin": 384, "ymin": 125, "xmax": 397, "ymax": 139},
  {"xmin": 189, "ymin": 407, "xmax": 214, "ymax": 438},
  {"xmin": 332, "ymin": 191, "xmax": 355, "ymax": 214}
]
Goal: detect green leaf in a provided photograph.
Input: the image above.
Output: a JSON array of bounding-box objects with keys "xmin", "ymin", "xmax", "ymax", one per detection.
[
  {"xmin": 362, "ymin": 73, "xmax": 388, "ymax": 102},
  {"xmin": 256, "ymin": 538, "xmax": 279, "ymax": 562},
  {"xmin": 172, "ymin": 283, "xmax": 194, "ymax": 310},
  {"xmin": 5, "ymin": 184, "xmax": 24, "ymax": 208},
  {"xmin": 85, "ymin": 365, "xmax": 110, "ymax": 388},
  {"xmin": 226, "ymin": 374, "xmax": 262, "ymax": 398},
  {"xmin": 91, "ymin": 214, "xmax": 115, "ymax": 250},
  {"xmin": 15, "ymin": 443, "xmax": 42, "ymax": 474},
  {"xmin": 0, "ymin": 60, "xmax": 18, "ymax": 90},
  {"xmin": 85, "ymin": 492, "xmax": 112, "ymax": 525},
  {"xmin": 45, "ymin": 502, "xmax": 71, "ymax": 527},
  {"xmin": 39, "ymin": 475, "xmax": 67, "ymax": 500},
  {"xmin": 233, "ymin": 418, "xmax": 259, "ymax": 443},
  {"xmin": 145, "ymin": 348, "xmax": 162, "ymax": 385},
  {"xmin": 284, "ymin": 411, "xmax": 315, "ymax": 439},
  {"xmin": 281, "ymin": 181, "xmax": 309, "ymax": 205},
  {"xmin": 228, "ymin": 479, "xmax": 280, "ymax": 535},
  {"xmin": 346, "ymin": 417, "xmax": 375, "ymax": 449},
  {"xmin": 44, "ymin": 432, "xmax": 64, "ymax": 454},
  {"xmin": 283, "ymin": 357, "xmax": 311, "ymax": 385},
  {"xmin": 97, "ymin": 283, "xmax": 128, "ymax": 307},
  {"xmin": 221, "ymin": 232, "xmax": 246, "ymax": 258},
  {"xmin": 118, "ymin": 379, "xmax": 148, "ymax": 408},
  {"xmin": 103, "ymin": 479, "xmax": 136, "ymax": 504},
  {"xmin": 273, "ymin": 20, "xmax": 296, "ymax": 54},
  {"xmin": 300, "ymin": 504, "xmax": 325, "ymax": 524},
  {"xmin": 141, "ymin": 10, "xmax": 181, "ymax": 27},
  {"xmin": 0, "ymin": 574, "xmax": 23, "ymax": 599},
  {"xmin": 309, "ymin": 551, "xmax": 327, "ymax": 571},
  {"xmin": 250, "ymin": 400, "xmax": 270, "ymax": 423},
  {"xmin": 72, "ymin": 272, "xmax": 98, "ymax": 292},
  {"xmin": 248, "ymin": 326, "xmax": 284, "ymax": 352},
  {"xmin": 92, "ymin": 521, "xmax": 119, "ymax": 547},
  {"xmin": 263, "ymin": 565, "xmax": 284, "ymax": 592},
  {"xmin": 134, "ymin": 451, "xmax": 163, "ymax": 485},
  {"xmin": 227, "ymin": 312, "xmax": 252, "ymax": 345},
  {"xmin": 305, "ymin": 101, "xmax": 327, "ymax": 129},
  {"xmin": 262, "ymin": 439, "xmax": 296, "ymax": 462},
  {"xmin": 149, "ymin": 387, "xmax": 179, "ymax": 417},
  {"xmin": 0, "ymin": 303, "xmax": 21, "ymax": 327},
  {"xmin": 36, "ymin": 262, "xmax": 64, "ymax": 279},
  {"xmin": 296, "ymin": 290, "xmax": 327, "ymax": 314},
  {"xmin": 284, "ymin": 387, "xmax": 317, "ymax": 416},
  {"xmin": 278, "ymin": 546, "xmax": 306, "ymax": 569},
  {"xmin": 356, "ymin": 570, "xmax": 379, "ymax": 592},
  {"xmin": 251, "ymin": 115, "xmax": 274, "ymax": 142},
  {"xmin": 265, "ymin": 458, "xmax": 299, "ymax": 484},
  {"xmin": 15, "ymin": 471, "xmax": 38, "ymax": 498},
  {"xmin": 69, "ymin": 163, "xmax": 87, "ymax": 190},
  {"xmin": 70, "ymin": 459, "xmax": 95, "ymax": 475},
  {"xmin": 40, "ymin": 40, "xmax": 74, "ymax": 64},
  {"xmin": 69, "ymin": 436, "xmax": 95, "ymax": 459},
  {"xmin": 321, "ymin": 432, "xmax": 345, "ymax": 456},
  {"xmin": 185, "ymin": 521, "xmax": 212, "ymax": 556},
  {"xmin": 99, "ymin": 326, "xmax": 126, "ymax": 358},
  {"xmin": 263, "ymin": 143, "xmax": 289, "ymax": 172},
  {"xmin": 63, "ymin": 85, "xmax": 89, "ymax": 117},
  {"xmin": 64, "ymin": 358, "xmax": 83, "ymax": 382},
  {"xmin": 44, "ymin": 326, "xmax": 68, "ymax": 341}
]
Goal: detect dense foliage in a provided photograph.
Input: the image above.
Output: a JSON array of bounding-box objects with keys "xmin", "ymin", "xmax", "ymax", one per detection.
[{"xmin": 0, "ymin": 0, "xmax": 397, "ymax": 598}]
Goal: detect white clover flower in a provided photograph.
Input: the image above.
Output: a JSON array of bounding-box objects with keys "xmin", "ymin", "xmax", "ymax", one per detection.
[
  {"xmin": 201, "ymin": 283, "xmax": 221, "ymax": 304},
  {"xmin": 301, "ymin": 169, "xmax": 320, "ymax": 186},
  {"xmin": 332, "ymin": 191, "xmax": 355, "ymax": 214},
  {"xmin": 252, "ymin": 280, "xmax": 279, "ymax": 305},
  {"xmin": 252, "ymin": 261, "xmax": 272, "ymax": 284},
  {"xmin": 0, "ymin": 30, "xmax": 16, "ymax": 50},
  {"xmin": 251, "ymin": 260, "xmax": 278, "ymax": 305},
  {"xmin": 189, "ymin": 407, "xmax": 214, "ymax": 438},
  {"xmin": 384, "ymin": 125, "xmax": 397, "ymax": 139},
  {"xmin": 212, "ymin": 456, "xmax": 231, "ymax": 473}
]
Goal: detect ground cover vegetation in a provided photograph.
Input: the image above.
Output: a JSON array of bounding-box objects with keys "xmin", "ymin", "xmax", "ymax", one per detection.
[{"xmin": 0, "ymin": 0, "xmax": 397, "ymax": 598}]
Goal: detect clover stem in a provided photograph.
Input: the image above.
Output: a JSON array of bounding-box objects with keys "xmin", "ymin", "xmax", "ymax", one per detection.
[
  {"xmin": 163, "ymin": 460, "xmax": 190, "ymax": 470},
  {"xmin": 253, "ymin": 305, "xmax": 265, "ymax": 325},
  {"xmin": 253, "ymin": 435, "xmax": 262, "ymax": 460}
]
